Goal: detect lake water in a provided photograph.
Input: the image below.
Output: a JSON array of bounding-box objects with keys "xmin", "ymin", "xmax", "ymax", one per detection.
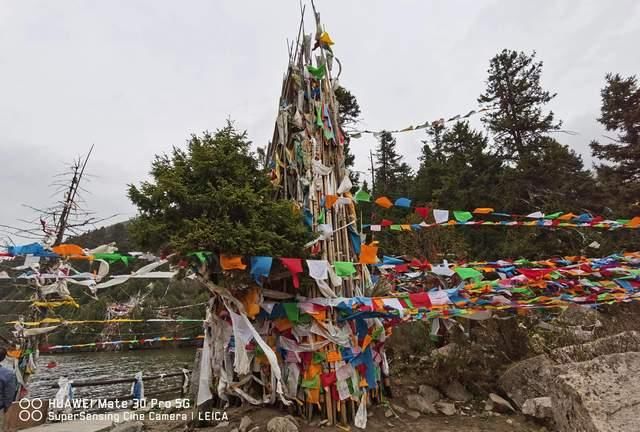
[{"xmin": 27, "ymin": 348, "xmax": 197, "ymax": 401}]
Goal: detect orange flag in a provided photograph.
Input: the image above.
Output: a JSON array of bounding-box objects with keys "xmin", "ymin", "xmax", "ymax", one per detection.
[
  {"xmin": 52, "ymin": 244, "xmax": 85, "ymax": 256},
  {"xmin": 374, "ymin": 196, "xmax": 393, "ymax": 208},
  {"xmin": 558, "ymin": 213, "xmax": 577, "ymax": 221},
  {"xmin": 627, "ymin": 216, "xmax": 640, "ymax": 228},
  {"xmin": 472, "ymin": 208, "xmax": 494, "ymax": 214},
  {"xmin": 220, "ymin": 254, "xmax": 246, "ymax": 270},
  {"xmin": 325, "ymin": 195, "xmax": 339, "ymax": 209},
  {"xmin": 359, "ymin": 244, "xmax": 379, "ymax": 264}
]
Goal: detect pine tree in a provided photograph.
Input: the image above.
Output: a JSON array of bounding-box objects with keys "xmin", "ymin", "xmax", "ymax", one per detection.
[
  {"xmin": 433, "ymin": 121, "xmax": 504, "ymax": 209},
  {"xmin": 590, "ymin": 73, "xmax": 640, "ymax": 214},
  {"xmin": 374, "ymin": 131, "xmax": 404, "ymax": 196},
  {"xmin": 478, "ymin": 50, "xmax": 561, "ymax": 161},
  {"xmin": 127, "ymin": 122, "xmax": 310, "ymax": 256},
  {"xmin": 413, "ymin": 123, "xmax": 447, "ymax": 203}
]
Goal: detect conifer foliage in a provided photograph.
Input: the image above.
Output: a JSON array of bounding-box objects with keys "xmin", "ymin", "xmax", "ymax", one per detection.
[{"xmin": 128, "ymin": 122, "xmax": 310, "ymax": 256}]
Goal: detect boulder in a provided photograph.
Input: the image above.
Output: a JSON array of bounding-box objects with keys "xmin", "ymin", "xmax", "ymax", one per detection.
[
  {"xmin": 498, "ymin": 354, "xmax": 554, "ymax": 408},
  {"xmin": 442, "ymin": 380, "xmax": 472, "ymax": 402},
  {"xmin": 267, "ymin": 416, "xmax": 299, "ymax": 432},
  {"xmin": 549, "ymin": 352, "xmax": 640, "ymax": 432},
  {"xmin": 522, "ymin": 397, "xmax": 553, "ymax": 419},
  {"xmin": 499, "ymin": 331, "xmax": 640, "ymax": 408},
  {"xmin": 239, "ymin": 415, "xmax": 253, "ymax": 432},
  {"xmin": 406, "ymin": 410, "xmax": 421, "ymax": 419},
  {"xmin": 433, "ymin": 342, "xmax": 459, "ymax": 358},
  {"xmin": 549, "ymin": 331, "xmax": 640, "ymax": 363},
  {"xmin": 391, "ymin": 403, "xmax": 406, "ymax": 414},
  {"xmin": 435, "ymin": 401, "xmax": 456, "ymax": 416},
  {"xmin": 405, "ymin": 394, "xmax": 437, "ymax": 414},
  {"xmin": 418, "ymin": 384, "xmax": 442, "ymax": 404}
]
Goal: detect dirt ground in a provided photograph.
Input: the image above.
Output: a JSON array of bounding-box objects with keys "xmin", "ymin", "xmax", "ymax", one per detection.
[{"xmin": 143, "ymin": 389, "xmax": 546, "ymax": 432}]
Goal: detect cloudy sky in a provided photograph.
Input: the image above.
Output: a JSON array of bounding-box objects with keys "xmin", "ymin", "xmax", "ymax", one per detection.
[{"xmin": 1, "ymin": 0, "xmax": 639, "ymax": 239}]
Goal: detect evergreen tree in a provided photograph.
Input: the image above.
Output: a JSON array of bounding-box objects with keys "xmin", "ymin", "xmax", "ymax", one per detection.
[
  {"xmin": 335, "ymin": 86, "xmax": 362, "ymax": 186},
  {"xmin": 413, "ymin": 122, "xmax": 447, "ymax": 204},
  {"xmin": 374, "ymin": 131, "xmax": 405, "ymax": 196},
  {"xmin": 432, "ymin": 121, "xmax": 504, "ymax": 209},
  {"xmin": 478, "ymin": 50, "xmax": 561, "ymax": 161},
  {"xmin": 127, "ymin": 122, "xmax": 310, "ymax": 256},
  {"xmin": 479, "ymin": 49, "xmax": 597, "ymax": 213},
  {"xmin": 590, "ymin": 73, "xmax": 640, "ymax": 215}
]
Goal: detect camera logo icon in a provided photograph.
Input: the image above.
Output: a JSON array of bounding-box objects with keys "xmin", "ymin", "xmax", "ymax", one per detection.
[{"xmin": 18, "ymin": 398, "xmax": 44, "ymax": 422}]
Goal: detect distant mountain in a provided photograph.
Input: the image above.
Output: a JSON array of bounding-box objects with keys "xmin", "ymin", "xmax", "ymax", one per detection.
[{"xmin": 67, "ymin": 221, "xmax": 133, "ymax": 251}]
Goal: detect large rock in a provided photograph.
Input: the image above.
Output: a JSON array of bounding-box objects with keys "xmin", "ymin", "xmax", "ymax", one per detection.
[
  {"xmin": 550, "ymin": 352, "xmax": 640, "ymax": 432},
  {"xmin": 549, "ymin": 331, "xmax": 640, "ymax": 363},
  {"xmin": 239, "ymin": 415, "xmax": 253, "ymax": 432},
  {"xmin": 435, "ymin": 401, "xmax": 456, "ymax": 416},
  {"xmin": 522, "ymin": 397, "xmax": 553, "ymax": 419},
  {"xmin": 418, "ymin": 384, "xmax": 442, "ymax": 404},
  {"xmin": 499, "ymin": 331, "xmax": 640, "ymax": 408},
  {"xmin": 405, "ymin": 394, "xmax": 437, "ymax": 414},
  {"xmin": 498, "ymin": 354, "xmax": 553, "ymax": 408},
  {"xmin": 442, "ymin": 380, "xmax": 472, "ymax": 402},
  {"xmin": 267, "ymin": 416, "xmax": 299, "ymax": 432}
]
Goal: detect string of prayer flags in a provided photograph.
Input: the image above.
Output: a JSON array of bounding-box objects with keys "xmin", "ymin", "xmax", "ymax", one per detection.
[
  {"xmin": 221, "ymin": 255, "xmax": 247, "ymax": 271},
  {"xmin": 281, "ymin": 258, "xmax": 304, "ymax": 288},
  {"xmin": 250, "ymin": 256, "xmax": 273, "ymax": 286},
  {"xmin": 347, "ymin": 105, "xmax": 494, "ymax": 138}
]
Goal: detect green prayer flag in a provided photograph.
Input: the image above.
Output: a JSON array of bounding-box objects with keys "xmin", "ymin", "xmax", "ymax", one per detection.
[
  {"xmin": 354, "ymin": 189, "xmax": 371, "ymax": 202},
  {"xmin": 453, "ymin": 211, "xmax": 473, "ymax": 222},
  {"xmin": 93, "ymin": 253, "xmax": 135, "ymax": 265},
  {"xmin": 312, "ymin": 351, "xmax": 326, "ymax": 364},
  {"xmin": 315, "ymin": 105, "xmax": 323, "ymax": 127},
  {"xmin": 544, "ymin": 212, "xmax": 562, "ymax": 219},
  {"xmin": 454, "ymin": 267, "xmax": 483, "ymax": 281},
  {"xmin": 323, "ymin": 126, "xmax": 335, "ymax": 140},
  {"xmin": 298, "ymin": 313, "xmax": 312, "ymax": 324},
  {"xmin": 301, "ymin": 374, "xmax": 320, "ymax": 389},
  {"xmin": 307, "ymin": 64, "xmax": 326, "ymax": 80},
  {"xmin": 318, "ymin": 209, "xmax": 325, "ymax": 224},
  {"xmin": 283, "ymin": 303, "xmax": 299, "ymax": 323},
  {"xmin": 334, "ymin": 261, "xmax": 356, "ymax": 277},
  {"xmin": 390, "ymin": 224, "xmax": 402, "ymax": 231}
]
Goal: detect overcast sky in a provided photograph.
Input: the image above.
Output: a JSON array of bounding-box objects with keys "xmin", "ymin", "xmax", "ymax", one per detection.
[{"xmin": 1, "ymin": 0, "xmax": 639, "ymax": 239}]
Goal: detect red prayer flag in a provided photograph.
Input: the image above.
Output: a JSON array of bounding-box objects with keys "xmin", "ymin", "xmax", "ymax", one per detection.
[
  {"xmin": 280, "ymin": 258, "xmax": 303, "ymax": 288},
  {"xmin": 415, "ymin": 207, "xmax": 430, "ymax": 220},
  {"xmin": 408, "ymin": 292, "xmax": 431, "ymax": 308}
]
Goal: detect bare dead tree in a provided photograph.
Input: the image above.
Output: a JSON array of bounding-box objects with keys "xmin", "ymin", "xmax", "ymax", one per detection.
[{"xmin": 1, "ymin": 145, "xmax": 118, "ymax": 246}]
